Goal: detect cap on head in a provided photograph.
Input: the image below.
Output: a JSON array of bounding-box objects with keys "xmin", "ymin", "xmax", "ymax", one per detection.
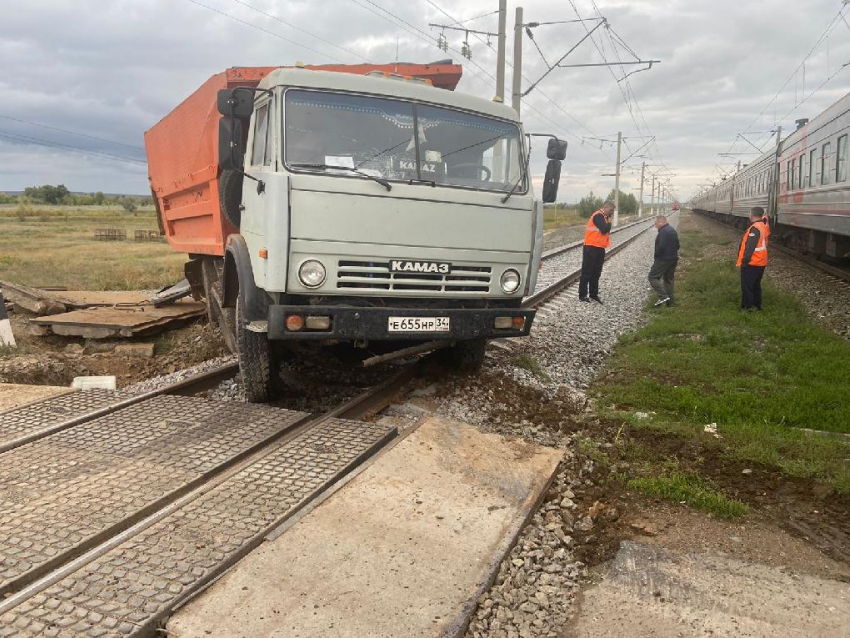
[
  {"xmin": 603, "ymin": 201, "xmax": 614, "ymax": 210},
  {"xmin": 750, "ymin": 206, "xmax": 765, "ymax": 220}
]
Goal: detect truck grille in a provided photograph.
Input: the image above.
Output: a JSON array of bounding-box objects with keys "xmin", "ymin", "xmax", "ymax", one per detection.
[{"xmin": 336, "ymin": 260, "xmax": 491, "ymax": 293}]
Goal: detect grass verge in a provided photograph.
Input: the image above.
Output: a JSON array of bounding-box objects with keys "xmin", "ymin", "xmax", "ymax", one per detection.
[
  {"xmin": 628, "ymin": 471, "xmax": 749, "ymax": 518},
  {"xmin": 593, "ymin": 215, "xmax": 850, "ymax": 493},
  {"xmin": 0, "ymin": 205, "xmax": 184, "ymax": 290}
]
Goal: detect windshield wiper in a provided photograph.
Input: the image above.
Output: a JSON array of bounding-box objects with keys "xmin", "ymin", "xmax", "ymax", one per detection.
[
  {"xmin": 501, "ymin": 175, "xmax": 525, "ymax": 203},
  {"xmin": 290, "ymin": 162, "xmax": 392, "ymax": 191}
]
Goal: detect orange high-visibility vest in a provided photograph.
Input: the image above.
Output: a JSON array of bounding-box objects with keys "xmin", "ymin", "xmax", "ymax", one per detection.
[
  {"xmin": 737, "ymin": 221, "xmax": 768, "ymax": 267},
  {"xmin": 584, "ymin": 210, "xmax": 611, "ymax": 248}
]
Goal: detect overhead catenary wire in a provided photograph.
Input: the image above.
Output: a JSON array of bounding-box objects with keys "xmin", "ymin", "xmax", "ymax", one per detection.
[
  {"xmin": 185, "ymin": 0, "xmax": 348, "ymax": 64},
  {"xmin": 0, "ymin": 130, "xmax": 148, "ymax": 166},
  {"xmin": 0, "ymin": 115, "xmax": 145, "ymax": 152},
  {"xmin": 229, "ymin": 0, "xmax": 373, "ymax": 63},
  {"xmin": 423, "ymin": 0, "xmax": 615, "ymax": 161}
]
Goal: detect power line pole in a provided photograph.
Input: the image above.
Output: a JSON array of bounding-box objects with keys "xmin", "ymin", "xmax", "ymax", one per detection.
[
  {"xmin": 512, "ymin": 6, "xmax": 523, "ymax": 114},
  {"xmin": 650, "ymin": 174, "xmax": 655, "ymax": 215},
  {"xmin": 496, "ymin": 0, "xmax": 507, "ymax": 102},
  {"xmin": 638, "ymin": 161, "xmax": 646, "ymax": 218},
  {"xmin": 613, "ymin": 131, "xmax": 622, "ymax": 226}
]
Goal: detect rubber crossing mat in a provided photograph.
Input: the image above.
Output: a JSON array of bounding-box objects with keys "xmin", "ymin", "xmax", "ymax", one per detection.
[
  {"xmin": 0, "ymin": 395, "xmax": 308, "ymax": 597},
  {"xmin": 0, "ymin": 389, "xmax": 133, "ymax": 453},
  {"xmin": 1, "ymin": 417, "xmax": 394, "ymax": 637}
]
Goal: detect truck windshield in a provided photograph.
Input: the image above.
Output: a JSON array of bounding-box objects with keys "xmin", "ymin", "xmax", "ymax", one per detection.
[{"xmin": 284, "ymin": 90, "xmax": 525, "ymax": 193}]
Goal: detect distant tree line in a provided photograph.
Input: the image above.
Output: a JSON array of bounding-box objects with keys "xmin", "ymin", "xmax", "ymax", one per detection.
[
  {"xmin": 0, "ymin": 184, "xmax": 152, "ymax": 211},
  {"xmin": 570, "ymin": 190, "xmax": 640, "ymax": 218}
]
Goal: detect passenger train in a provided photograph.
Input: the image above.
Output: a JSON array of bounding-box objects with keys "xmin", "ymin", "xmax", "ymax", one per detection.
[{"xmin": 691, "ymin": 91, "xmax": 850, "ymax": 260}]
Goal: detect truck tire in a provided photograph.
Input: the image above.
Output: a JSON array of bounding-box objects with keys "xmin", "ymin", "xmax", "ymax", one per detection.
[
  {"xmin": 236, "ymin": 293, "xmax": 282, "ymax": 403},
  {"xmin": 442, "ymin": 338, "xmax": 487, "ymax": 373},
  {"xmin": 219, "ymin": 169, "xmax": 243, "ymax": 230}
]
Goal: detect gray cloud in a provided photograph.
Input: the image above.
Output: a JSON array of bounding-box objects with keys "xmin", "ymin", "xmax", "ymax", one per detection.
[{"xmin": 1, "ymin": 0, "xmax": 848, "ymax": 201}]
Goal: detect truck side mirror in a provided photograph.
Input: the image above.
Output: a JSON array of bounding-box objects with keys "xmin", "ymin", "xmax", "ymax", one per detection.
[
  {"xmin": 547, "ymin": 138, "xmax": 568, "ymax": 161},
  {"xmin": 218, "ymin": 117, "xmax": 244, "ymax": 171},
  {"xmin": 217, "ymin": 89, "xmax": 253, "ymax": 117},
  {"xmin": 542, "ymin": 159, "xmax": 561, "ymax": 203}
]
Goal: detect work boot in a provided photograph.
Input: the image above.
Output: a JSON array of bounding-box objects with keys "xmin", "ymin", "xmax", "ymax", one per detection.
[
  {"xmin": 654, "ymin": 297, "xmax": 670, "ymax": 307},
  {"xmin": 579, "ymin": 296, "xmax": 590, "ymax": 303}
]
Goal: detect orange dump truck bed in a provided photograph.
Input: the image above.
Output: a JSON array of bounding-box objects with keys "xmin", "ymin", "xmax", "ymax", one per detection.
[{"xmin": 145, "ymin": 63, "xmax": 463, "ymax": 256}]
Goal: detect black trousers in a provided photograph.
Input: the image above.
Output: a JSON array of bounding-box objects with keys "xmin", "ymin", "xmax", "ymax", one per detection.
[
  {"xmin": 648, "ymin": 259, "xmax": 677, "ymax": 301},
  {"xmin": 579, "ymin": 245, "xmax": 605, "ymax": 298},
  {"xmin": 740, "ymin": 265, "xmax": 765, "ymax": 309}
]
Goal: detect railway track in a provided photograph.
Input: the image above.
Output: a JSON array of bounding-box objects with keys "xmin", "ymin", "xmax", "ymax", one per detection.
[
  {"xmin": 0, "ymin": 221, "xmax": 660, "ymax": 636},
  {"xmin": 525, "ymin": 215, "xmax": 660, "ymax": 308},
  {"xmin": 0, "ymin": 363, "xmax": 414, "ymax": 637},
  {"xmin": 693, "ymin": 210, "xmax": 850, "ymax": 285}
]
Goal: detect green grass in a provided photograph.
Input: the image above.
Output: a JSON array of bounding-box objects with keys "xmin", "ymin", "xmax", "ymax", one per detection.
[
  {"xmin": 512, "ymin": 353, "xmax": 551, "ymax": 381},
  {"xmin": 628, "ymin": 471, "xmax": 749, "ymax": 518},
  {"xmin": 594, "ymin": 217, "xmax": 850, "ymax": 492},
  {"xmin": 0, "ymin": 205, "xmax": 185, "ymax": 290}
]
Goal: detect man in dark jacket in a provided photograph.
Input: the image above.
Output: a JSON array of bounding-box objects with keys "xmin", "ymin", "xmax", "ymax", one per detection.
[{"xmin": 648, "ymin": 215, "xmax": 679, "ymax": 307}]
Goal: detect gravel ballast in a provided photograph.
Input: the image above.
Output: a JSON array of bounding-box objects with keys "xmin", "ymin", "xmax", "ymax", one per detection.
[{"xmin": 431, "ymin": 220, "xmax": 673, "ymax": 638}]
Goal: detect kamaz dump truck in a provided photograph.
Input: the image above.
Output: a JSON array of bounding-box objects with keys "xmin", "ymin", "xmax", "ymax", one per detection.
[{"xmin": 145, "ymin": 62, "xmax": 566, "ymax": 402}]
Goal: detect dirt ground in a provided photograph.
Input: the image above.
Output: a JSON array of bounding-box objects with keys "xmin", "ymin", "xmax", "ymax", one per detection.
[{"xmin": 0, "ymin": 306, "xmax": 229, "ymax": 388}]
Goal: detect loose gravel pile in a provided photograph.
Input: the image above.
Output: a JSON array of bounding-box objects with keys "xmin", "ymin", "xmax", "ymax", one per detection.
[{"xmin": 122, "ymin": 355, "xmax": 236, "ymax": 395}]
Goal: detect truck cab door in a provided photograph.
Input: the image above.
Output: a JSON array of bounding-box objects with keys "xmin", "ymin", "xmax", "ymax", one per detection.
[{"xmin": 239, "ymin": 96, "xmax": 281, "ymax": 292}]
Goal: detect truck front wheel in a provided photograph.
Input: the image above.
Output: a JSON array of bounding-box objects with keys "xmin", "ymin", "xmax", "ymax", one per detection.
[
  {"xmin": 442, "ymin": 338, "xmax": 487, "ymax": 373},
  {"xmin": 236, "ymin": 294, "xmax": 282, "ymax": 403}
]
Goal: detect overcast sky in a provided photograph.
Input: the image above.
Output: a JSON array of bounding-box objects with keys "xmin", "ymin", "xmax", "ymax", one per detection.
[{"xmin": 2, "ymin": 0, "xmax": 849, "ymax": 202}]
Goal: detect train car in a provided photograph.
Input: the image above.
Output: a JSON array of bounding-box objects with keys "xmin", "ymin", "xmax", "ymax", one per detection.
[
  {"xmin": 731, "ymin": 149, "xmax": 774, "ymax": 221},
  {"xmin": 775, "ymin": 92, "xmax": 850, "ymax": 258},
  {"xmin": 694, "ymin": 91, "xmax": 850, "ymax": 261}
]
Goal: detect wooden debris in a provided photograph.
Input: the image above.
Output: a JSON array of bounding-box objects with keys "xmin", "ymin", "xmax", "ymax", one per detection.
[{"xmin": 0, "ymin": 281, "xmax": 150, "ymax": 315}]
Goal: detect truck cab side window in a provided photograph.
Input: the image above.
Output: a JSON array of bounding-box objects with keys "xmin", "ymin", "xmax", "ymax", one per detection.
[{"xmin": 251, "ymin": 103, "xmax": 270, "ymax": 167}]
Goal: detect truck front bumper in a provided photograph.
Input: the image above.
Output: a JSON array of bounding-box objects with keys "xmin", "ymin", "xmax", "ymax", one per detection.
[{"xmin": 267, "ymin": 305, "xmax": 535, "ymax": 341}]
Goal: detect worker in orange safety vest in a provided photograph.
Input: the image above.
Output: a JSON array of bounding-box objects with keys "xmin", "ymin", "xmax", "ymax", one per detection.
[
  {"xmin": 737, "ymin": 206, "xmax": 769, "ymax": 310},
  {"xmin": 578, "ymin": 201, "xmax": 614, "ymax": 303}
]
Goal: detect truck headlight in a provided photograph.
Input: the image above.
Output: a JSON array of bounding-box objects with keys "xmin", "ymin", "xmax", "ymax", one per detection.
[
  {"xmin": 500, "ymin": 269, "xmax": 521, "ymax": 294},
  {"xmin": 298, "ymin": 260, "xmax": 326, "ymax": 288}
]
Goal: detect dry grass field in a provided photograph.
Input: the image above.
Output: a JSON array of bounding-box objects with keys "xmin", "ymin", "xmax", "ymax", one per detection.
[{"xmin": 0, "ymin": 205, "xmax": 185, "ymax": 290}]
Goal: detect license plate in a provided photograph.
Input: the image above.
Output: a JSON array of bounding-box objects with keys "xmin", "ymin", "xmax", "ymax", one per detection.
[{"xmin": 387, "ymin": 316, "xmax": 450, "ymax": 333}]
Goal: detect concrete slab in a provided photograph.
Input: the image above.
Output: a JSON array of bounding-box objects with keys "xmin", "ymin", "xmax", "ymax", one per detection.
[
  {"xmin": 566, "ymin": 540, "xmax": 850, "ymax": 638},
  {"xmin": 167, "ymin": 416, "xmax": 563, "ymax": 638},
  {"xmin": 31, "ymin": 301, "xmax": 206, "ymax": 338},
  {"xmin": 0, "ymin": 383, "xmax": 73, "ymax": 412}
]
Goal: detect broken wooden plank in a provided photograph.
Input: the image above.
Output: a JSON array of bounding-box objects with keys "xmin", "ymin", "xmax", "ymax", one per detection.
[
  {"xmin": 0, "ymin": 281, "xmax": 67, "ymax": 315},
  {"xmin": 31, "ymin": 301, "xmax": 206, "ymax": 339}
]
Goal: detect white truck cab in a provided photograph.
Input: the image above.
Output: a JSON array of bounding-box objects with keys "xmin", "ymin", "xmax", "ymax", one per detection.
[{"xmin": 216, "ymin": 68, "xmax": 566, "ymax": 401}]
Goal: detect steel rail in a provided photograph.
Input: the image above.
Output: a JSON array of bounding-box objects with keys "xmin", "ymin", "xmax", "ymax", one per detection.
[
  {"xmin": 541, "ymin": 215, "xmax": 654, "ymax": 261},
  {"xmin": 0, "ymin": 363, "xmax": 418, "ymax": 621},
  {"xmin": 525, "ymin": 218, "xmax": 659, "ymax": 308},
  {"xmin": 0, "ymin": 361, "xmax": 240, "ymax": 455},
  {"xmin": 693, "ymin": 211, "xmax": 850, "ymax": 284}
]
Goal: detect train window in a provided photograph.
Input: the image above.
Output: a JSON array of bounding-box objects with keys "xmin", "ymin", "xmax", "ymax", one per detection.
[
  {"xmin": 789, "ymin": 158, "xmax": 796, "ymax": 190},
  {"xmin": 821, "ymin": 142, "xmax": 831, "ymax": 185},
  {"xmin": 810, "ymin": 149, "xmax": 817, "ymax": 188},
  {"xmin": 800, "ymin": 153, "xmax": 808, "ymax": 188},
  {"xmin": 837, "ymin": 134, "xmax": 848, "ymax": 182}
]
